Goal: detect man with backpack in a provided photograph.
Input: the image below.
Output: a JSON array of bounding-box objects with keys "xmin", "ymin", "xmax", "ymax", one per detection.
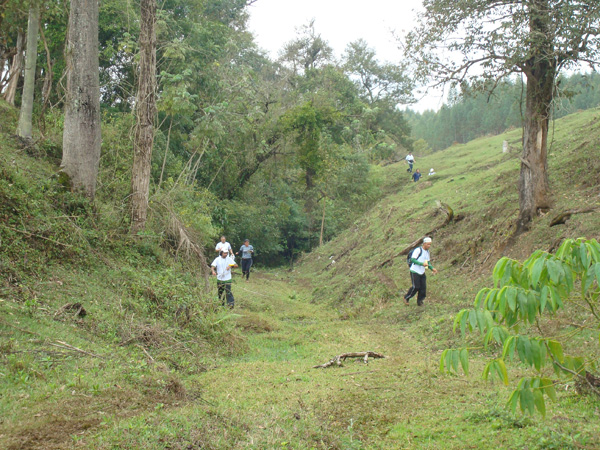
[{"xmin": 404, "ymin": 237, "xmax": 438, "ymax": 306}]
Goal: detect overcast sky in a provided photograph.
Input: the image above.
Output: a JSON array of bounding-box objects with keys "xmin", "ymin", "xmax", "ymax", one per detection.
[{"xmin": 246, "ymin": 0, "xmax": 446, "ymax": 111}]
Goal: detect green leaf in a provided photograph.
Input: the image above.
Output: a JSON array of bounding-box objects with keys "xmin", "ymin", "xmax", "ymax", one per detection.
[
  {"xmin": 584, "ymin": 265, "xmax": 596, "ymax": 293},
  {"xmin": 530, "ymin": 257, "xmax": 545, "ymax": 288},
  {"xmin": 507, "ymin": 389, "xmax": 520, "ymax": 413},
  {"xmin": 555, "ymin": 239, "xmax": 573, "ymax": 259},
  {"xmin": 484, "ymin": 289, "xmax": 497, "ymax": 310},
  {"xmin": 549, "ymin": 286, "xmax": 564, "ymax": 311},
  {"xmin": 482, "ymin": 361, "xmax": 492, "ymax": 381},
  {"xmin": 496, "ymin": 359, "xmax": 509, "ymax": 385},
  {"xmin": 563, "ymin": 265, "xmax": 574, "ymax": 292},
  {"xmin": 517, "ymin": 291, "xmax": 528, "ymax": 318},
  {"xmin": 539, "ymin": 285, "xmax": 549, "ymax": 313},
  {"xmin": 440, "ymin": 349, "xmax": 448, "ymax": 372},
  {"xmin": 453, "ymin": 309, "xmax": 465, "ymax": 334},
  {"xmin": 517, "ymin": 337, "xmax": 533, "ymax": 366},
  {"xmin": 468, "ymin": 310, "xmax": 477, "ymax": 331},
  {"xmin": 587, "ymin": 241, "xmax": 600, "ymax": 263},
  {"xmin": 533, "ymin": 388, "xmax": 546, "ymax": 417},
  {"xmin": 546, "ymin": 260, "xmax": 560, "ymax": 284},
  {"xmin": 579, "ymin": 242, "xmax": 589, "ymax": 268},
  {"xmin": 503, "ymin": 336, "xmax": 517, "ymax": 361},
  {"xmin": 451, "ymin": 349, "xmax": 460, "ymax": 372},
  {"xmin": 506, "ymin": 287, "xmax": 517, "ymax": 312},
  {"xmin": 595, "ymin": 263, "xmax": 600, "ymax": 288},
  {"xmin": 497, "ymin": 287, "xmax": 508, "ymax": 316},
  {"xmin": 530, "ymin": 340, "xmax": 542, "ymax": 371},
  {"xmin": 459, "ymin": 348, "xmax": 469, "ymax": 375},
  {"xmin": 527, "ymin": 292, "xmax": 537, "ymax": 324},
  {"xmin": 520, "ymin": 388, "xmax": 535, "ymax": 415},
  {"xmin": 476, "ymin": 310, "xmax": 487, "ymax": 334},
  {"xmin": 474, "ymin": 288, "xmax": 489, "ymax": 309},
  {"xmin": 500, "ymin": 262, "xmax": 513, "ymax": 287},
  {"xmin": 493, "ymin": 258, "xmax": 510, "ymax": 286}
]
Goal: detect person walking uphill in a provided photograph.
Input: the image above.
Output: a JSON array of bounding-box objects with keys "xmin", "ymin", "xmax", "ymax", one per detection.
[
  {"xmin": 404, "ymin": 237, "xmax": 438, "ymax": 306},
  {"xmin": 236, "ymin": 239, "xmax": 254, "ymax": 281},
  {"xmin": 211, "ymin": 249, "xmax": 238, "ymax": 308}
]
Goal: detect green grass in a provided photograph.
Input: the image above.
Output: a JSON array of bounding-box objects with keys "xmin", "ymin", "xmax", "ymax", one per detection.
[{"xmin": 1, "ymin": 101, "xmax": 600, "ymax": 449}]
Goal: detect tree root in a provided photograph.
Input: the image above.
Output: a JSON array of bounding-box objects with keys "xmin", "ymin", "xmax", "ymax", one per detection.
[{"xmin": 549, "ymin": 207, "xmax": 598, "ymax": 227}]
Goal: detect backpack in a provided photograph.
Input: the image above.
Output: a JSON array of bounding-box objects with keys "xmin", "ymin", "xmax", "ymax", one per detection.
[{"xmin": 406, "ymin": 247, "xmax": 422, "ymax": 268}]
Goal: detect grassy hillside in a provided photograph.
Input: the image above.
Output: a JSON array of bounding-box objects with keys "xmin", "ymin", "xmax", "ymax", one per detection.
[
  {"xmin": 1, "ymin": 100, "xmax": 600, "ymax": 449},
  {"xmin": 298, "ymin": 108, "xmax": 600, "ymax": 309}
]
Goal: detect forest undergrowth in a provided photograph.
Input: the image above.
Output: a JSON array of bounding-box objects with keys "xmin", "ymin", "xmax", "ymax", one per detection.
[{"xmin": 2, "ymin": 105, "xmax": 600, "ymax": 449}]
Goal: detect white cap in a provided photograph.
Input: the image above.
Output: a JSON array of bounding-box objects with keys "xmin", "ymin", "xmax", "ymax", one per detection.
[{"xmin": 423, "ymin": 237, "xmax": 432, "ymax": 243}]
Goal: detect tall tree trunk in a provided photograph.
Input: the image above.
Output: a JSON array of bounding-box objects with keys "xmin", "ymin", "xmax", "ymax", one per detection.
[
  {"xmin": 516, "ymin": 0, "xmax": 554, "ymax": 233},
  {"xmin": 16, "ymin": 2, "xmax": 39, "ymax": 139},
  {"xmin": 4, "ymin": 30, "xmax": 24, "ymax": 106},
  {"xmin": 60, "ymin": 0, "xmax": 101, "ymax": 199},
  {"xmin": 130, "ymin": 0, "xmax": 157, "ymax": 234}
]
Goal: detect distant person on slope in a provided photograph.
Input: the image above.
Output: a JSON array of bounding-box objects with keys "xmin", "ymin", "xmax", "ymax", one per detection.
[
  {"xmin": 236, "ymin": 239, "xmax": 254, "ymax": 281},
  {"xmin": 428, "ymin": 168, "xmax": 435, "ymax": 176},
  {"xmin": 211, "ymin": 249, "xmax": 238, "ymax": 308},
  {"xmin": 404, "ymin": 237, "xmax": 438, "ymax": 306},
  {"xmin": 215, "ymin": 235, "xmax": 233, "ymax": 256},
  {"xmin": 412, "ymin": 169, "xmax": 422, "ymax": 182},
  {"xmin": 405, "ymin": 152, "xmax": 415, "ymax": 173}
]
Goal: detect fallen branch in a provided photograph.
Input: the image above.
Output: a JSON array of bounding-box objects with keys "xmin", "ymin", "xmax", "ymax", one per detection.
[
  {"xmin": 49, "ymin": 340, "xmax": 103, "ymax": 359},
  {"xmin": 2, "ymin": 224, "xmax": 73, "ymax": 248},
  {"xmin": 135, "ymin": 344, "xmax": 155, "ymax": 363},
  {"xmin": 550, "ymin": 207, "xmax": 598, "ymax": 227},
  {"xmin": 313, "ymin": 351, "xmax": 386, "ymax": 369}
]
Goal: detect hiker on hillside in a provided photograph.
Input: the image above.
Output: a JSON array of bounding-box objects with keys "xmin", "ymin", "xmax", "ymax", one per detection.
[
  {"xmin": 404, "ymin": 237, "xmax": 438, "ymax": 306},
  {"xmin": 211, "ymin": 249, "xmax": 238, "ymax": 308},
  {"xmin": 428, "ymin": 168, "xmax": 435, "ymax": 176},
  {"xmin": 405, "ymin": 152, "xmax": 415, "ymax": 173},
  {"xmin": 215, "ymin": 235, "xmax": 233, "ymax": 256},
  {"xmin": 236, "ymin": 239, "xmax": 254, "ymax": 281},
  {"xmin": 412, "ymin": 169, "xmax": 422, "ymax": 182}
]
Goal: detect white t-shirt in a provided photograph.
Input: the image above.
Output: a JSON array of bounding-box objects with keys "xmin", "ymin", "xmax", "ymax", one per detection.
[
  {"xmin": 405, "ymin": 154, "xmax": 415, "ymax": 163},
  {"xmin": 215, "ymin": 241, "xmax": 232, "ymax": 254},
  {"xmin": 211, "ymin": 255, "xmax": 235, "ymax": 281},
  {"xmin": 409, "ymin": 247, "xmax": 430, "ymax": 275}
]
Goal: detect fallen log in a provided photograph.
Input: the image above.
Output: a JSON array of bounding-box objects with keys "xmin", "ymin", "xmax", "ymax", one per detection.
[
  {"xmin": 313, "ymin": 351, "xmax": 386, "ymax": 369},
  {"xmin": 549, "ymin": 207, "xmax": 597, "ymax": 227}
]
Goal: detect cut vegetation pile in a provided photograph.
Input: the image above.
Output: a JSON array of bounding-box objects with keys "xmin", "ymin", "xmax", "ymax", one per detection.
[{"xmin": 1, "ymin": 102, "xmax": 600, "ymax": 449}]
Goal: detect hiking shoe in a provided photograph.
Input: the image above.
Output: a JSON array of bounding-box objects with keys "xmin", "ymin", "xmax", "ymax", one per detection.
[{"xmin": 404, "ymin": 299, "xmax": 410, "ymax": 306}]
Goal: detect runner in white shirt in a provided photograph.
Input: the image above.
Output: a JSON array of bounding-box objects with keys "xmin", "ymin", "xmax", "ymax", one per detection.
[
  {"xmin": 403, "ymin": 237, "xmax": 438, "ymax": 306},
  {"xmin": 215, "ymin": 236, "xmax": 233, "ymax": 256},
  {"xmin": 211, "ymin": 249, "xmax": 238, "ymax": 307}
]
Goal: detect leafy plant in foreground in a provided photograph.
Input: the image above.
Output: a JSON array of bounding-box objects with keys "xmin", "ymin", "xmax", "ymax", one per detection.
[{"xmin": 441, "ymin": 238, "xmax": 600, "ymax": 416}]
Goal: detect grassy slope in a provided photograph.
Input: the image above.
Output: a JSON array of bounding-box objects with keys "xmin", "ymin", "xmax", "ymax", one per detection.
[{"xmin": 1, "ymin": 101, "xmax": 600, "ymax": 449}]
